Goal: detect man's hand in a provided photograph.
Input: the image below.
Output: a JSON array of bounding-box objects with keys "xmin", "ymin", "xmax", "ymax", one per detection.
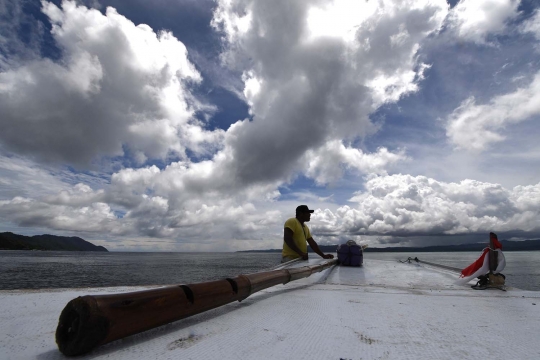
[
  {"xmin": 322, "ymin": 254, "xmax": 334, "ymax": 259},
  {"xmin": 301, "ymin": 252, "xmax": 309, "ymax": 260}
]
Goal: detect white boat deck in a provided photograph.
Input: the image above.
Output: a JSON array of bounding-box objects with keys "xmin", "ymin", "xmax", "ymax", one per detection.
[{"xmin": 2, "ymin": 259, "xmax": 540, "ymax": 359}]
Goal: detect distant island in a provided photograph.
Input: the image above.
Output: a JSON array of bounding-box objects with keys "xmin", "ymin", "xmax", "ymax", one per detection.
[
  {"xmin": 0, "ymin": 232, "xmax": 108, "ymax": 252},
  {"xmin": 239, "ymin": 239, "xmax": 540, "ymax": 253}
]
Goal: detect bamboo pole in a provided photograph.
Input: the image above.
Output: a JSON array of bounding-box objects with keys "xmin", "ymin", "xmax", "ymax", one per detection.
[{"xmin": 55, "ymin": 259, "xmax": 337, "ymax": 356}]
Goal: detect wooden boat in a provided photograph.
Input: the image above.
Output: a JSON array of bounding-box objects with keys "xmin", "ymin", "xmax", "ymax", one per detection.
[{"xmin": 1, "ymin": 257, "xmax": 539, "ymax": 359}]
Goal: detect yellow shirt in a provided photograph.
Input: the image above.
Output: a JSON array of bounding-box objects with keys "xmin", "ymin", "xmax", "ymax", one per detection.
[{"xmin": 282, "ymin": 217, "xmax": 311, "ymax": 258}]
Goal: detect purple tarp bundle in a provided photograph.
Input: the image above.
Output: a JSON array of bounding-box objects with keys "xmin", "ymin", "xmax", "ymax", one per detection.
[{"xmin": 337, "ymin": 242, "xmax": 363, "ymax": 266}]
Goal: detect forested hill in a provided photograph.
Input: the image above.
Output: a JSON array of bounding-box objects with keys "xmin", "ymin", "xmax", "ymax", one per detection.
[
  {"xmin": 0, "ymin": 232, "xmax": 108, "ymax": 252},
  {"xmin": 239, "ymin": 239, "xmax": 540, "ymax": 253}
]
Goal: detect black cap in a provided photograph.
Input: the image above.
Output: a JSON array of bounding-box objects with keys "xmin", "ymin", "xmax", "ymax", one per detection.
[{"xmin": 296, "ymin": 205, "xmax": 314, "ymax": 213}]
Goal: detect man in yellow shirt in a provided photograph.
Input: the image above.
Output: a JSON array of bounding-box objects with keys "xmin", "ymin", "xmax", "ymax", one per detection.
[{"xmin": 282, "ymin": 205, "xmax": 335, "ymax": 263}]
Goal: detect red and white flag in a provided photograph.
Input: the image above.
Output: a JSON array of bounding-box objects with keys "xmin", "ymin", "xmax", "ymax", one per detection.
[{"xmin": 457, "ymin": 233, "xmax": 506, "ymax": 285}]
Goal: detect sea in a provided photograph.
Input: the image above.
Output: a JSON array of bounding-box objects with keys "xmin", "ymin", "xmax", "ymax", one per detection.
[{"xmin": 1, "ymin": 250, "xmax": 539, "ymax": 291}]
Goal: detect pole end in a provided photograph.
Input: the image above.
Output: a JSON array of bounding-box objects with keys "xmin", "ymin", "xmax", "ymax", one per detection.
[{"xmin": 56, "ymin": 296, "xmax": 109, "ymax": 356}]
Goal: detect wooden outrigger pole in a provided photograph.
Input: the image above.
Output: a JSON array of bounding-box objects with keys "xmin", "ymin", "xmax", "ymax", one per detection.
[{"xmin": 55, "ymin": 259, "xmax": 337, "ymax": 356}]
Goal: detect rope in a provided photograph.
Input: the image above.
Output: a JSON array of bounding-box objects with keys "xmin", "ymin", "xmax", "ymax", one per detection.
[{"xmin": 400, "ymin": 256, "xmax": 462, "ymax": 274}]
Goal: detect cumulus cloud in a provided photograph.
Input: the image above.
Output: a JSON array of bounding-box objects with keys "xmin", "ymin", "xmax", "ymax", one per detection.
[
  {"xmin": 0, "ymin": 0, "xmax": 427, "ymax": 199},
  {"xmin": 0, "ymin": 195, "xmax": 117, "ymax": 233},
  {"xmin": 211, "ymin": 0, "xmax": 448, "ymax": 186},
  {"xmin": 308, "ymin": 174, "xmax": 540, "ymax": 241},
  {"xmin": 0, "ymin": 180, "xmax": 285, "ymax": 250},
  {"xmin": 8, "ymin": 0, "xmax": 538, "ymax": 250},
  {"xmin": 447, "ymin": 0, "xmax": 520, "ymax": 43},
  {"xmin": 303, "ymin": 141, "xmax": 407, "ymax": 185},
  {"xmin": 2, "ymin": 172, "xmax": 540, "ymax": 249},
  {"xmin": 446, "ymin": 72, "xmax": 540, "ymax": 151},
  {"xmin": 0, "ymin": 0, "xmax": 453, "ymax": 250},
  {"xmin": 0, "ymin": 0, "xmax": 220, "ymax": 166},
  {"xmin": 0, "ymin": 157, "xmax": 287, "ymax": 245}
]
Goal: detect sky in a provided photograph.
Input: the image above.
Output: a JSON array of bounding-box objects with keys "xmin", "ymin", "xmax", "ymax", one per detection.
[{"xmin": 1, "ymin": 0, "xmax": 539, "ymax": 252}]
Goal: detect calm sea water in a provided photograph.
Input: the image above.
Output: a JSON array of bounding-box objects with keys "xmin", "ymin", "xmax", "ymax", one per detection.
[{"xmin": 1, "ymin": 250, "xmax": 539, "ymax": 291}]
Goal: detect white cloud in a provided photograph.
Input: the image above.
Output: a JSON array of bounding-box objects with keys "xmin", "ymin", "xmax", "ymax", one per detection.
[
  {"xmin": 0, "ymin": 155, "xmax": 65, "ymax": 199},
  {"xmin": 446, "ymin": 72, "xmax": 540, "ymax": 151},
  {"xmin": 0, "ymin": 158, "xmax": 288, "ymax": 244},
  {"xmin": 308, "ymin": 174, "xmax": 540, "ymax": 240},
  {"xmin": 0, "ymin": 1, "xmax": 220, "ymax": 166},
  {"xmin": 0, "ymin": 0, "xmax": 422, "ymax": 200},
  {"xmin": 4, "ymin": 168, "xmax": 539, "ymax": 249},
  {"xmin": 0, "ymin": 0, "xmax": 450, "ymax": 250},
  {"xmin": 211, "ymin": 0, "xmax": 448, "ymax": 187},
  {"xmin": 303, "ymin": 141, "xmax": 407, "ymax": 185},
  {"xmin": 8, "ymin": 0, "xmax": 538, "ymax": 251},
  {"xmin": 447, "ymin": 0, "xmax": 520, "ymax": 43},
  {"xmin": 521, "ymin": 9, "xmax": 540, "ymax": 40},
  {"xmin": 0, "ymin": 196, "xmax": 118, "ymax": 233},
  {"xmin": 0, "ymin": 154, "xmax": 109, "ymax": 199}
]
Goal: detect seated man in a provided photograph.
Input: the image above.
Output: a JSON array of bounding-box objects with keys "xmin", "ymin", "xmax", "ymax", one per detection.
[{"xmin": 282, "ymin": 205, "xmax": 334, "ymax": 263}]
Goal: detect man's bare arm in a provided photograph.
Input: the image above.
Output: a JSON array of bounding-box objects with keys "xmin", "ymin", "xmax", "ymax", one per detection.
[
  {"xmin": 307, "ymin": 237, "xmax": 334, "ymax": 259},
  {"xmin": 284, "ymin": 228, "xmax": 308, "ymax": 259}
]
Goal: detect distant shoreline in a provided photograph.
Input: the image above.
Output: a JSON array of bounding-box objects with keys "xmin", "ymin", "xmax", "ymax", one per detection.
[{"xmin": 238, "ymin": 239, "xmax": 540, "ymax": 253}]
